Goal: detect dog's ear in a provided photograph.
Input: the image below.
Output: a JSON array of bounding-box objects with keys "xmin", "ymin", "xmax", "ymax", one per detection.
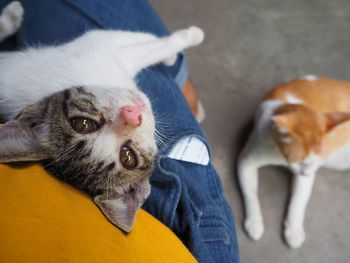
[
  {"xmin": 93, "ymin": 178, "xmax": 151, "ymax": 232},
  {"xmin": 0, "ymin": 103, "xmax": 49, "ymax": 163}
]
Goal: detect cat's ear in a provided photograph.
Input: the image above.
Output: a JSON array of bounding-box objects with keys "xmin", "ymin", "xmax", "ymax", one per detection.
[
  {"xmin": 93, "ymin": 178, "xmax": 151, "ymax": 232},
  {"xmin": 272, "ymin": 114, "xmax": 290, "ymax": 129},
  {"xmin": 0, "ymin": 104, "xmax": 49, "ymax": 163},
  {"xmin": 320, "ymin": 112, "xmax": 350, "ymax": 156},
  {"xmin": 272, "ymin": 113, "xmax": 294, "ymax": 135},
  {"xmin": 324, "ymin": 112, "xmax": 350, "ymax": 132}
]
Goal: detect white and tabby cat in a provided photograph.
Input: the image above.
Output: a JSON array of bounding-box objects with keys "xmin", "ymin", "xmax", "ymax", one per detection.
[{"xmin": 0, "ymin": 1, "xmax": 204, "ymax": 232}]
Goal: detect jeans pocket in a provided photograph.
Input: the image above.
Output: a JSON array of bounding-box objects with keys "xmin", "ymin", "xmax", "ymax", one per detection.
[
  {"xmin": 199, "ymin": 215, "xmax": 235, "ymax": 262},
  {"xmin": 200, "ymin": 217, "xmax": 231, "ymax": 245},
  {"xmin": 188, "ymin": 189, "xmax": 231, "ymax": 245}
]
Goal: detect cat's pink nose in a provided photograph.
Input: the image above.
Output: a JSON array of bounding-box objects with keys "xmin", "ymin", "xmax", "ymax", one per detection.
[{"xmin": 120, "ymin": 104, "xmax": 144, "ymax": 127}]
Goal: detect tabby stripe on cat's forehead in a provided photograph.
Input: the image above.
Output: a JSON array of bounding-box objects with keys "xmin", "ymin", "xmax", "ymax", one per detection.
[
  {"xmin": 76, "ymin": 149, "xmax": 92, "ymax": 161},
  {"xmin": 75, "ymin": 86, "xmax": 96, "ymax": 99},
  {"xmin": 72, "ymin": 141, "xmax": 93, "ymax": 161},
  {"xmin": 95, "ymin": 161, "xmax": 105, "ymax": 173},
  {"xmin": 68, "ymin": 100, "xmax": 98, "ymax": 115},
  {"xmin": 62, "ymin": 90, "xmax": 71, "ymax": 118},
  {"xmin": 106, "ymin": 162, "xmax": 116, "ymax": 172},
  {"xmin": 61, "ymin": 133, "xmax": 73, "ymax": 145},
  {"xmin": 75, "ymin": 140, "xmax": 87, "ymax": 152},
  {"xmin": 76, "ymin": 86, "xmax": 89, "ymax": 95},
  {"xmin": 96, "ymin": 162, "xmax": 117, "ymax": 175}
]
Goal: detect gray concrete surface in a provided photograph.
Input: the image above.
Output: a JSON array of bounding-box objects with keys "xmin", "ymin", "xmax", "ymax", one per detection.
[{"xmin": 150, "ymin": 0, "xmax": 350, "ymax": 262}]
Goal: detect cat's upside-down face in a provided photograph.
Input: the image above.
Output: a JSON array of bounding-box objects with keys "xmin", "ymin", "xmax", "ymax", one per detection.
[
  {"xmin": 45, "ymin": 86, "xmax": 156, "ymax": 195},
  {"xmin": 0, "ymin": 86, "xmax": 157, "ymax": 232}
]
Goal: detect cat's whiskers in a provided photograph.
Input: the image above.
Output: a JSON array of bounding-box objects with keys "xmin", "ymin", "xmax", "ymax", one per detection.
[
  {"xmin": 154, "ymin": 122, "xmax": 175, "ymax": 151},
  {"xmin": 153, "ymin": 112, "xmax": 174, "ymax": 128},
  {"xmin": 107, "ymin": 172, "xmax": 115, "ymax": 199},
  {"xmin": 62, "ymin": 146, "xmax": 90, "ymax": 182},
  {"xmin": 43, "ymin": 144, "xmax": 77, "ymax": 168},
  {"xmin": 153, "ymin": 109, "xmax": 176, "ymax": 152},
  {"xmin": 154, "ymin": 129, "xmax": 171, "ymax": 152},
  {"xmin": 154, "ymin": 118, "xmax": 174, "ymax": 135},
  {"xmin": 148, "ymin": 96, "xmax": 160, "ymax": 106}
]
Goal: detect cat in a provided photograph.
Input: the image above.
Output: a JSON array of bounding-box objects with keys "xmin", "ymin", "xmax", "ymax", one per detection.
[
  {"xmin": 238, "ymin": 75, "xmax": 350, "ymax": 248},
  {"xmin": 0, "ymin": 1, "xmax": 204, "ymax": 232}
]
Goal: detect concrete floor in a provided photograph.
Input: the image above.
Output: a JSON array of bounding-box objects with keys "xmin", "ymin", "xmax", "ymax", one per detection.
[{"xmin": 151, "ymin": 0, "xmax": 350, "ymax": 262}]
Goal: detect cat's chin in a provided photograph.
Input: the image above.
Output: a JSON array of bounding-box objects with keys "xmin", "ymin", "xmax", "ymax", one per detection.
[{"xmin": 126, "ymin": 176, "xmax": 151, "ymax": 199}]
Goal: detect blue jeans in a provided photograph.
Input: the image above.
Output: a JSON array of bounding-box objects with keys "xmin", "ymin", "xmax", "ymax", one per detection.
[{"xmin": 0, "ymin": 1, "xmax": 240, "ymax": 262}]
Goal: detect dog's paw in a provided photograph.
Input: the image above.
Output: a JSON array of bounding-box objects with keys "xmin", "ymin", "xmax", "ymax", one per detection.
[
  {"xmin": 244, "ymin": 216, "xmax": 264, "ymax": 241},
  {"xmin": 284, "ymin": 224, "xmax": 305, "ymax": 249},
  {"xmin": 172, "ymin": 26, "xmax": 204, "ymax": 46}
]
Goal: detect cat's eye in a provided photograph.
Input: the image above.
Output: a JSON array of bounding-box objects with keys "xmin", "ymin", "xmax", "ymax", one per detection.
[
  {"xmin": 120, "ymin": 145, "xmax": 138, "ymax": 170},
  {"xmin": 70, "ymin": 117, "xmax": 99, "ymax": 134}
]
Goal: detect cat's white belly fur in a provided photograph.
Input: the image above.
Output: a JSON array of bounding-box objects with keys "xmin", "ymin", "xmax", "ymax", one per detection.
[
  {"xmin": 324, "ymin": 140, "xmax": 350, "ymax": 170},
  {"xmin": 0, "ymin": 27, "xmax": 204, "ymax": 119}
]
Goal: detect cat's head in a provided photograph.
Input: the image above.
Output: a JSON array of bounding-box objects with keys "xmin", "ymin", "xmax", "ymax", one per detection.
[
  {"xmin": 272, "ymin": 104, "xmax": 350, "ymax": 175},
  {"xmin": 0, "ymin": 86, "xmax": 157, "ymax": 232}
]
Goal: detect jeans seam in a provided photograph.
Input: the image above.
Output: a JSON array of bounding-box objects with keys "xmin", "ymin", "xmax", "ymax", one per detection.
[
  {"xmin": 155, "ymin": 156, "xmax": 182, "ymax": 229},
  {"xmin": 173, "ymin": 52, "xmax": 188, "ymax": 88}
]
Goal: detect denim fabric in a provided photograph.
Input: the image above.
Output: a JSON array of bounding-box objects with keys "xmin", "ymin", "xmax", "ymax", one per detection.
[{"xmin": 0, "ymin": 0, "xmax": 240, "ymax": 262}]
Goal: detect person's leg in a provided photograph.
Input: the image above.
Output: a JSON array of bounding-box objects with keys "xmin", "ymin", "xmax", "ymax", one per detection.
[
  {"xmin": 139, "ymin": 67, "xmax": 239, "ymax": 262},
  {"xmin": 4, "ymin": 0, "xmax": 239, "ymax": 261}
]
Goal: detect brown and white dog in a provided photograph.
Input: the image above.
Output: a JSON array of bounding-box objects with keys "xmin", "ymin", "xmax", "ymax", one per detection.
[{"xmin": 238, "ymin": 76, "xmax": 350, "ymax": 248}]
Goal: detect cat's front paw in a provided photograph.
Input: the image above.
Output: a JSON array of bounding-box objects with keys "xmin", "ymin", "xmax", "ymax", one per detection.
[
  {"xmin": 284, "ymin": 224, "xmax": 305, "ymax": 249},
  {"xmin": 1, "ymin": 1, "xmax": 24, "ymax": 33},
  {"xmin": 244, "ymin": 216, "xmax": 264, "ymax": 241},
  {"xmin": 173, "ymin": 26, "xmax": 204, "ymax": 46},
  {"xmin": 163, "ymin": 54, "xmax": 177, "ymax": 66},
  {"xmin": 186, "ymin": 26, "xmax": 205, "ymax": 45}
]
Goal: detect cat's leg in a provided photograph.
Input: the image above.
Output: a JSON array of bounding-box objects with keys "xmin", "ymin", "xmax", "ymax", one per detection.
[
  {"xmin": 284, "ymin": 172, "xmax": 316, "ymax": 248},
  {"xmin": 118, "ymin": 33, "xmax": 178, "ymax": 66},
  {"xmin": 0, "ymin": 1, "xmax": 23, "ymax": 42},
  {"xmin": 123, "ymin": 34, "xmax": 178, "ymax": 66},
  {"xmin": 105, "ymin": 32, "xmax": 178, "ymax": 66},
  {"xmin": 118, "ymin": 26, "xmax": 204, "ymax": 76},
  {"xmin": 238, "ymin": 135, "xmax": 267, "ymax": 241}
]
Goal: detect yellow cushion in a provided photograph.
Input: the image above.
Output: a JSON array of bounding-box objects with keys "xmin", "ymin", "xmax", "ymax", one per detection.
[{"xmin": 0, "ymin": 163, "xmax": 197, "ymax": 263}]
